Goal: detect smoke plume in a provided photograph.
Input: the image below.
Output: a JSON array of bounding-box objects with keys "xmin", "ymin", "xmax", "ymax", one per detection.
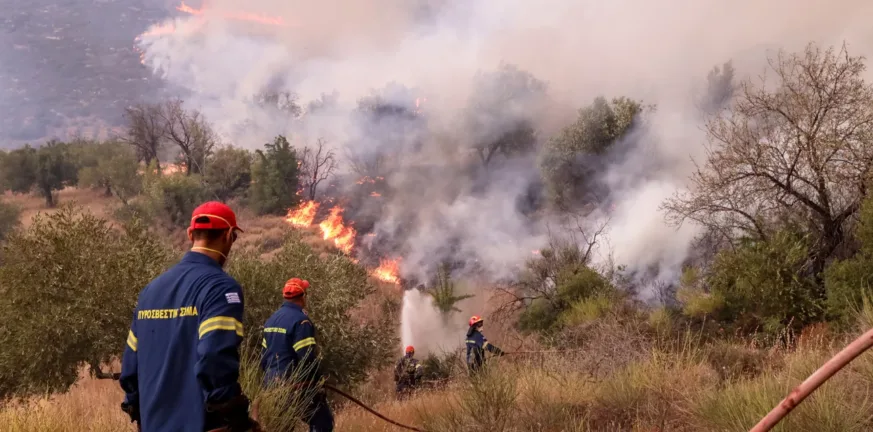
[{"xmin": 134, "ymin": 0, "xmax": 873, "ymax": 349}]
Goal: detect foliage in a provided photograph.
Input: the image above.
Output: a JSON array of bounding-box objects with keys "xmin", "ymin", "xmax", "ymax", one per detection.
[
  {"xmin": 238, "ymin": 340, "xmax": 316, "ymax": 432},
  {"xmin": 142, "ymin": 165, "xmax": 210, "ymax": 228},
  {"xmin": 227, "ymin": 235, "xmax": 395, "ymax": 389},
  {"xmin": 0, "ymin": 141, "xmax": 78, "ymax": 207},
  {"xmin": 540, "ymin": 96, "xmax": 643, "ymax": 208},
  {"xmin": 0, "ymin": 199, "xmax": 21, "ymax": 243},
  {"xmin": 824, "ymin": 194, "xmax": 873, "ymax": 326},
  {"xmin": 0, "ymin": 150, "xmax": 6, "ymax": 192},
  {"xmin": 161, "ymin": 99, "xmax": 217, "ymax": 175},
  {"xmin": 122, "ymin": 103, "xmax": 166, "ymax": 171},
  {"xmin": 676, "ymin": 267, "xmax": 725, "ymax": 319},
  {"xmin": 664, "ymin": 43, "xmax": 873, "ymax": 277},
  {"xmin": 203, "ymin": 146, "xmax": 252, "ymax": 202},
  {"xmin": 0, "ymin": 206, "xmax": 171, "ymax": 399},
  {"xmin": 705, "ymin": 230, "xmax": 823, "ymax": 333},
  {"xmin": 77, "ymin": 141, "xmax": 141, "ymax": 204},
  {"xmin": 0, "ymin": 145, "xmax": 38, "ymax": 195},
  {"xmin": 517, "ymin": 241, "xmax": 616, "ymax": 334},
  {"xmin": 698, "ymin": 60, "xmax": 735, "ymax": 114},
  {"xmin": 249, "ymin": 135, "xmax": 301, "ymax": 215},
  {"xmin": 466, "ymin": 63, "xmax": 547, "ymax": 167},
  {"xmin": 427, "ymin": 264, "xmax": 474, "ymax": 316}
]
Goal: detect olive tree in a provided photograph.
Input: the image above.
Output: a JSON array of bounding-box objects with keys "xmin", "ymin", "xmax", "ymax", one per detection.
[{"xmin": 0, "ymin": 206, "xmax": 172, "ymax": 399}]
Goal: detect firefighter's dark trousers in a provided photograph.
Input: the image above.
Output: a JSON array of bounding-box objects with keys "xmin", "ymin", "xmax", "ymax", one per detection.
[
  {"xmin": 395, "ymin": 381, "xmax": 417, "ymax": 400},
  {"xmin": 303, "ymin": 392, "xmax": 334, "ymax": 432}
]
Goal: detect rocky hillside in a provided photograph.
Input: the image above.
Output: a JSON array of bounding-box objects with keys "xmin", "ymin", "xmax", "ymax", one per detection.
[{"xmin": 0, "ymin": 0, "xmax": 172, "ymax": 146}]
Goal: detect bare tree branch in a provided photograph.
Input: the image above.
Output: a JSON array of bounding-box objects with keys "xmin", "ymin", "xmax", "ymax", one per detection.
[
  {"xmin": 663, "ymin": 43, "xmax": 873, "ymax": 275},
  {"xmin": 299, "ymin": 138, "xmax": 338, "ymax": 200}
]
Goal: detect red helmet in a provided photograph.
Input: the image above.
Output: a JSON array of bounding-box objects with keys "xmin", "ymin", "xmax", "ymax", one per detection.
[
  {"xmin": 283, "ymin": 278, "xmax": 310, "ymax": 299},
  {"xmin": 405, "ymin": 345, "xmax": 415, "ymax": 354},
  {"xmin": 469, "ymin": 315, "xmax": 483, "ymax": 327}
]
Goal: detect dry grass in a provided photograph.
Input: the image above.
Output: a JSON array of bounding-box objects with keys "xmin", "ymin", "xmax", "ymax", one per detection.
[
  {"xmin": 3, "ymin": 188, "xmax": 117, "ymax": 228},
  {"xmin": 0, "ymin": 370, "xmax": 134, "ymax": 432},
  {"xmin": 4, "ymin": 329, "xmax": 873, "ymax": 432}
]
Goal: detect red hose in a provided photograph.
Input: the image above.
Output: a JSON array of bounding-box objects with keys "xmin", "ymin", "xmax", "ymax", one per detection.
[{"xmin": 750, "ymin": 326, "xmax": 873, "ymax": 432}]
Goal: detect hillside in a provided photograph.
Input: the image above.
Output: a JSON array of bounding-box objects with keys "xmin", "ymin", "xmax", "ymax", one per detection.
[{"xmin": 0, "ymin": 0, "xmax": 169, "ymax": 145}]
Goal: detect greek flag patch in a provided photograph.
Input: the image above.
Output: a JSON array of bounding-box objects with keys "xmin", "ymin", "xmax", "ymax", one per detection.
[{"xmin": 225, "ymin": 292, "xmax": 241, "ymax": 304}]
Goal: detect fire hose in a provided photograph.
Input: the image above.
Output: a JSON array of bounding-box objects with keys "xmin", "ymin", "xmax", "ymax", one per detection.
[
  {"xmin": 750, "ymin": 326, "xmax": 873, "ymax": 431},
  {"xmin": 324, "ymin": 384, "xmax": 428, "ymax": 432}
]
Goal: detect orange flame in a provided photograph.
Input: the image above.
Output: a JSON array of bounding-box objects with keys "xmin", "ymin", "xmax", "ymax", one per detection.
[
  {"xmin": 372, "ymin": 258, "xmax": 401, "ymax": 284},
  {"xmin": 138, "ymin": 21, "xmax": 179, "ymax": 38},
  {"xmin": 319, "ymin": 206, "xmax": 357, "ymax": 254},
  {"xmin": 176, "ymin": 1, "xmax": 288, "ymax": 26},
  {"xmin": 286, "ymin": 201, "xmax": 320, "ymax": 227},
  {"xmin": 370, "ymin": 192, "xmax": 381, "ymax": 197}
]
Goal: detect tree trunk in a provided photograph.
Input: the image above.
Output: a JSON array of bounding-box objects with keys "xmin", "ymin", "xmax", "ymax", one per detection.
[
  {"xmin": 104, "ymin": 183, "xmax": 113, "ymax": 197},
  {"xmin": 43, "ymin": 186, "xmax": 55, "ymax": 208}
]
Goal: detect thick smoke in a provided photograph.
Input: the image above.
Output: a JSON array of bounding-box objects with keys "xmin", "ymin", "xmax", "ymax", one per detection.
[{"xmin": 135, "ymin": 0, "xmax": 873, "ymax": 348}]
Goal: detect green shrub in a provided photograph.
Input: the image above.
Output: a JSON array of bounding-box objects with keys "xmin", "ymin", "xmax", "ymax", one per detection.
[
  {"xmin": 227, "ymin": 234, "xmax": 395, "ymax": 389},
  {"xmin": 825, "ymin": 195, "xmax": 873, "ymax": 326},
  {"xmin": 0, "ymin": 199, "xmax": 21, "ymax": 243},
  {"xmin": 518, "ymin": 256, "xmax": 617, "ymax": 334},
  {"xmin": 0, "ymin": 206, "xmax": 172, "ymax": 399},
  {"xmin": 559, "ymin": 295, "xmax": 614, "ymax": 327},
  {"xmin": 141, "ymin": 166, "xmax": 210, "ymax": 228},
  {"xmin": 249, "ymin": 136, "xmax": 300, "ymax": 215},
  {"xmin": 706, "ymin": 230, "xmax": 823, "ymax": 334}
]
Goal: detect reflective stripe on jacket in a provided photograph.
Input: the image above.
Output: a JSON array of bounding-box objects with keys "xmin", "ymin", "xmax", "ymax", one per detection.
[
  {"xmin": 119, "ymin": 252, "xmax": 246, "ymax": 432},
  {"xmin": 260, "ymin": 301, "xmax": 322, "ymax": 386}
]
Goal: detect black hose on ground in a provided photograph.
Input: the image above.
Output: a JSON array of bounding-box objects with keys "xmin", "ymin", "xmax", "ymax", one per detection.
[{"xmin": 324, "ymin": 384, "xmax": 428, "ymax": 432}]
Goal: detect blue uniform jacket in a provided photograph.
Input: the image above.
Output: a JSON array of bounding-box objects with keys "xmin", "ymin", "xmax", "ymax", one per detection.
[
  {"xmin": 466, "ymin": 328, "xmax": 503, "ymax": 370},
  {"xmin": 260, "ymin": 302, "xmax": 322, "ymax": 386},
  {"xmin": 119, "ymin": 252, "xmax": 246, "ymax": 432}
]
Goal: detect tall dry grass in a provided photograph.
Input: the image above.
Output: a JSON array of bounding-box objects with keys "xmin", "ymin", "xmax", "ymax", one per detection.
[
  {"xmin": 6, "ymin": 302, "xmax": 873, "ymax": 431},
  {"xmin": 0, "ymin": 369, "xmax": 133, "ymax": 432}
]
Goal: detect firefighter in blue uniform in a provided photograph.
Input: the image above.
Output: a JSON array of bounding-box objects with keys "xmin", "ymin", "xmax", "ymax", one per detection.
[
  {"xmin": 119, "ymin": 202, "xmax": 260, "ymax": 432},
  {"xmin": 466, "ymin": 315, "xmax": 504, "ymax": 374},
  {"xmin": 260, "ymin": 277, "xmax": 334, "ymax": 432}
]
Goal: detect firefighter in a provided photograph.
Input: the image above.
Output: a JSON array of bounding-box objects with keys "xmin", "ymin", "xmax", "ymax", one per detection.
[
  {"xmin": 260, "ymin": 277, "xmax": 334, "ymax": 432},
  {"xmin": 119, "ymin": 201, "xmax": 260, "ymax": 432},
  {"xmin": 394, "ymin": 345, "xmax": 423, "ymax": 399},
  {"xmin": 465, "ymin": 315, "xmax": 504, "ymax": 374}
]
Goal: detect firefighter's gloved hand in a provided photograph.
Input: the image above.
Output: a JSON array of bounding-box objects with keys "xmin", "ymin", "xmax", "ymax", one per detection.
[
  {"xmin": 206, "ymin": 394, "xmax": 261, "ymax": 432},
  {"xmin": 120, "ymin": 401, "xmax": 140, "ymax": 424}
]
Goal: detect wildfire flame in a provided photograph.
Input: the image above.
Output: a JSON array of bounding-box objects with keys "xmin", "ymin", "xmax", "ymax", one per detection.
[
  {"xmin": 370, "ymin": 192, "xmax": 381, "ymax": 197},
  {"xmin": 138, "ymin": 21, "xmax": 180, "ymax": 39},
  {"xmin": 176, "ymin": 1, "xmax": 288, "ymax": 26},
  {"xmin": 135, "ymin": 0, "xmax": 289, "ymax": 57},
  {"xmin": 372, "ymin": 258, "xmax": 401, "ymax": 284},
  {"xmin": 281, "ymin": 201, "xmax": 400, "ymax": 282},
  {"xmin": 286, "ymin": 201, "xmax": 320, "ymax": 227},
  {"xmin": 319, "ymin": 206, "xmax": 357, "ymax": 254}
]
